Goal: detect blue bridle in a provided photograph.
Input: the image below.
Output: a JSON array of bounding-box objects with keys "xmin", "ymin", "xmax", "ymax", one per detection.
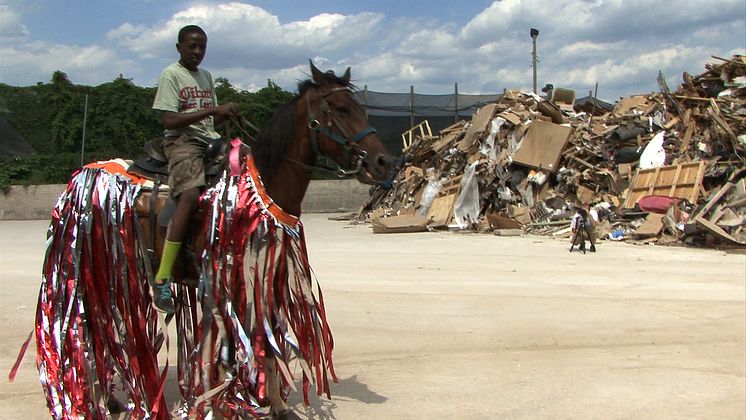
[{"xmin": 305, "ymin": 86, "xmax": 377, "ymax": 176}]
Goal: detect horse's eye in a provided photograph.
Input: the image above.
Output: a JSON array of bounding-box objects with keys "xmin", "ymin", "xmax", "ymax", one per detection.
[{"xmin": 335, "ymin": 105, "xmax": 349, "ymax": 114}]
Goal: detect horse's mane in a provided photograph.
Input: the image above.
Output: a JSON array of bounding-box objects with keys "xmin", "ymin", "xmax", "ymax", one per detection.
[{"xmin": 253, "ymin": 70, "xmax": 355, "ymax": 182}]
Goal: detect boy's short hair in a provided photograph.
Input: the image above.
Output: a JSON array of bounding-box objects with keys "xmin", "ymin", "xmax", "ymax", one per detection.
[{"xmin": 178, "ymin": 25, "xmax": 207, "ymax": 43}]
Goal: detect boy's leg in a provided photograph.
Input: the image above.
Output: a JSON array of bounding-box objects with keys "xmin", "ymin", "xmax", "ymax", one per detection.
[
  {"xmin": 156, "ymin": 187, "xmax": 200, "ymax": 283},
  {"xmin": 154, "ymin": 135, "xmax": 206, "ymax": 314},
  {"xmin": 586, "ymin": 224, "xmax": 597, "ymax": 252},
  {"xmin": 569, "ymin": 229, "xmax": 578, "ymax": 252}
]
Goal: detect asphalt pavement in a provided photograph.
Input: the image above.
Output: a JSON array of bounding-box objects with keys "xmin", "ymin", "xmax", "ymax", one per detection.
[{"xmin": 1, "ymin": 216, "xmax": 744, "ymax": 419}]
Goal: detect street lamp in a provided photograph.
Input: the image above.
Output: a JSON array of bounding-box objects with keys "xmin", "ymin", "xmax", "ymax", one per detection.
[{"xmin": 530, "ymin": 28, "xmax": 539, "ymax": 94}]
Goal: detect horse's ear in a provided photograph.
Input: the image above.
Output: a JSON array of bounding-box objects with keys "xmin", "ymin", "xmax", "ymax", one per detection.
[
  {"xmin": 309, "ymin": 59, "xmax": 323, "ymax": 84},
  {"xmin": 342, "ymin": 67, "xmax": 351, "ymax": 83}
]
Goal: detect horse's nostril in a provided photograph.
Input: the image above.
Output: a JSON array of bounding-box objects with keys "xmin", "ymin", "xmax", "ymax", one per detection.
[{"xmin": 376, "ymin": 154, "xmax": 391, "ymax": 168}]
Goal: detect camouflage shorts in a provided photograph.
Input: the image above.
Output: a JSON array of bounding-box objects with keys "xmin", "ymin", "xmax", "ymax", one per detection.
[{"xmin": 162, "ymin": 134, "xmax": 207, "ymax": 197}]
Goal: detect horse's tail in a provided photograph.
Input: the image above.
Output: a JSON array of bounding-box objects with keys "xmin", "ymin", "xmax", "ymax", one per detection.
[{"xmin": 36, "ymin": 164, "xmax": 169, "ymax": 419}]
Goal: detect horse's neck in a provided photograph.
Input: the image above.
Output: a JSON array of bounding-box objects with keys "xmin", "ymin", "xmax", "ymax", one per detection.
[
  {"xmin": 262, "ymin": 126, "xmax": 314, "ymax": 217},
  {"xmin": 264, "ymin": 163, "xmax": 311, "ymax": 217}
]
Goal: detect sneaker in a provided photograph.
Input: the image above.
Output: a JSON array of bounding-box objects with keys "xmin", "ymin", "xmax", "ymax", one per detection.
[{"xmin": 153, "ymin": 278, "xmax": 175, "ymax": 314}]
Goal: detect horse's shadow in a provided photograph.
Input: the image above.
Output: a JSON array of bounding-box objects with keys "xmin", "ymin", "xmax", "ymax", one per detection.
[
  {"xmin": 112, "ymin": 368, "xmax": 386, "ymax": 419},
  {"xmin": 284, "ymin": 374, "xmax": 388, "ymax": 419}
]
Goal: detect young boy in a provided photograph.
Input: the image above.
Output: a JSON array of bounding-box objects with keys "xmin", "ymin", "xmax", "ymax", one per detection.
[
  {"xmin": 570, "ymin": 203, "xmax": 598, "ymax": 253},
  {"xmin": 151, "ymin": 25, "xmax": 240, "ymax": 313}
]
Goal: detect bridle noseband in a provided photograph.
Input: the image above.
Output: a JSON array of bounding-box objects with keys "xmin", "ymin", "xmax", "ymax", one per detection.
[{"xmin": 305, "ymin": 86, "xmax": 377, "ymax": 177}]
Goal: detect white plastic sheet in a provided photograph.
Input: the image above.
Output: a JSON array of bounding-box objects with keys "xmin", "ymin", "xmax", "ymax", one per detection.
[
  {"xmin": 417, "ymin": 179, "xmax": 443, "ymax": 216},
  {"xmin": 639, "ymin": 131, "xmax": 666, "ymax": 169},
  {"xmin": 479, "ymin": 117, "xmax": 505, "ymax": 161},
  {"xmin": 453, "ymin": 161, "xmax": 480, "ymax": 228}
]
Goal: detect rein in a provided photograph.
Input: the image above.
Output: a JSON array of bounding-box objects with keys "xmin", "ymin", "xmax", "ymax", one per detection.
[{"xmin": 228, "ymin": 117, "xmax": 348, "ymax": 179}]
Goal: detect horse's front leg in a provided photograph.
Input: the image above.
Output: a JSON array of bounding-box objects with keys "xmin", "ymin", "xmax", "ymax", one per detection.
[{"xmin": 265, "ymin": 355, "xmax": 300, "ymax": 420}]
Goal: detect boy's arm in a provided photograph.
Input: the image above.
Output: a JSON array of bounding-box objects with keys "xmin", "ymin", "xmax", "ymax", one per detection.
[{"xmin": 162, "ymin": 102, "xmax": 240, "ymax": 130}]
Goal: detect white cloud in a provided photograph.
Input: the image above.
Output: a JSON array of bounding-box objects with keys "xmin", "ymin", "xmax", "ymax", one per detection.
[
  {"xmin": 107, "ymin": 2, "xmax": 385, "ymax": 72},
  {"xmin": 0, "ymin": 41, "xmax": 141, "ymax": 86},
  {"xmin": 0, "ymin": 4, "xmax": 29, "ymax": 40},
  {"xmin": 0, "ymin": 0, "xmax": 744, "ymax": 103}
]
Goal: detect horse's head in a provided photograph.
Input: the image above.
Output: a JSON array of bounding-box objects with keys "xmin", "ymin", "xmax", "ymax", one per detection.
[{"xmin": 301, "ymin": 61, "xmax": 394, "ymax": 183}]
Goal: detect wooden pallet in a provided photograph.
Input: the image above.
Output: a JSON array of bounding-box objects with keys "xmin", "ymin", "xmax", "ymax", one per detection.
[{"xmin": 623, "ymin": 161, "xmax": 706, "ymax": 208}]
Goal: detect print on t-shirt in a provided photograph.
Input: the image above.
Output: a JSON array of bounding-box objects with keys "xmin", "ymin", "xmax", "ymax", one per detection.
[{"xmin": 179, "ymin": 86, "xmax": 214, "ymax": 112}]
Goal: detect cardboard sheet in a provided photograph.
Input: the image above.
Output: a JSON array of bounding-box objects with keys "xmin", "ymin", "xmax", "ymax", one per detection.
[
  {"xmin": 372, "ymin": 215, "xmax": 430, "ymax": 234},
  {"xmin": 511, "ymin": 120, "xmax": 572, "ymax": 172},
  {"xmin": 633, "ymin": 213, "xmax": 664, "ymax": 237},
  {"xmin": 427, "ymin": 193, "xmax": 457, "ymax": 226},
  {"xmin": 458, "ymin": 103, "xmax": 498, "ymax": 151}
]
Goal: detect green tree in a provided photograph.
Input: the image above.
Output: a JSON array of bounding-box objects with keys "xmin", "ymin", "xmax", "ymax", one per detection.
[
  {"xmin": 215, "ymin": 77, "xmax": 243, "ymax": 105},
  {"xmin": 245, "ymin": 80, "xmax": 294, "ymax": 128},
  {"xmin": 85, "ymin": 76, "xmax": 161, "ymax": 157},
  {"xmin": 0, "ymin": 71, "xmax": 296, "ymax": 189}
]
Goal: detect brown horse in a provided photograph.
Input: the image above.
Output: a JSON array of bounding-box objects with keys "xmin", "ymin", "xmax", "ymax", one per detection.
[{"xmin": 35, "ymin": 61, "xmax": 393, "ymax": 419}]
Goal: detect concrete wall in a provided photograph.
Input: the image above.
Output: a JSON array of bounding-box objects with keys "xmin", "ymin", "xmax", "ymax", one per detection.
[
  {"xmin": 0, "ymin": 180, "xmax": 371, "ymax": 220},
  {"xmin": 0, "ymin": 184, "xmax": 67, "ymax": 220}
]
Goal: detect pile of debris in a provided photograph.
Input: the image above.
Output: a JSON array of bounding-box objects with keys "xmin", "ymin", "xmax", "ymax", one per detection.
[{"xmin": 358, "ymin": 55, "xmax": 746, "ymax": 247}]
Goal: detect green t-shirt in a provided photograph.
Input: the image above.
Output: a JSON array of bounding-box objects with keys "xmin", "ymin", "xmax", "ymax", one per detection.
[{"xmin": 152, "ymin": 62, "xmax": 221, "ymax": 140}]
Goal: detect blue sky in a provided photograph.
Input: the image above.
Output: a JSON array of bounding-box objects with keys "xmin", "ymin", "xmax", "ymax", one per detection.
[{"xmin": 2, "ymin": 0, "xmax": 745, "ymax": 102}]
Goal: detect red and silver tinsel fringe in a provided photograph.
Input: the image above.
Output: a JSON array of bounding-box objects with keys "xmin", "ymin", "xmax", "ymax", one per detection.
[
  {"xmin": 174, "ymin": 156, "xmax": 337, "ymax": 417},
  {"xmin": 34, "ymin": 156, "xmax": 336, "ymax": 419},
  {"xmin": 36, "ymin": 166, "xmax": 168, "ymax": 419}
]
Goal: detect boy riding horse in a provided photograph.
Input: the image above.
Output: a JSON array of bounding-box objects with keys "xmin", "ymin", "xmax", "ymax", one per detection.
[{"xmin": 151, "ymin": 24, "xmax": 241, "ymax": 313}]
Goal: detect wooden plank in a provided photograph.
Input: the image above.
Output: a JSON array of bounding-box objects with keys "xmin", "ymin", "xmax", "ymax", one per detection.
[
  {"xmin": 695, "ymin": 215, "xmax": 744, "ymax": 244},
  {"xmin": 697, "ymin": 182, "xmax": 734, "ymax": 216},
  {"xmin": 668, "ymin": 165, "xmax": 682, "ymax": 197},
  {"xmin": 571, "ymin": 156, "xmax": 596, "ymax": 170},
  {"xmin": 673, "ymin": 95, "xmax": 726, "ymax": 102},
  {"xmin": 439, "ymin": 175, "xmax": 462, "ymax": 196},
  {"xmin": 427, "ymin": 193, "xmax": 457, "ymax": 226},
  {"xmin": 691, "ymin": 161, "xmax": 706, "ymax": 203},
  {"xmin": 647, "ymin": 167, "xmax": 661, "ymax": 196},
  {"xmin": 401, "ymin": 120, "xmax": 433, "ymax": 152},
  {"xmin": 681, "ymin": 108, "xmax": 693, "ymax": 153},
  {"xmin": 709, "ymin": 98, "xmax": 737, "ymax": 139},
  {"xmin": 663, "ymin": 117, "xmax": 679, "ymax": 130}
]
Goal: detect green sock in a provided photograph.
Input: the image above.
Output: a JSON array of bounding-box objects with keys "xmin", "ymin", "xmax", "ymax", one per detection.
[{"xmin": 156, "ymin": 240, "xmax": 181, "ymax": 283}]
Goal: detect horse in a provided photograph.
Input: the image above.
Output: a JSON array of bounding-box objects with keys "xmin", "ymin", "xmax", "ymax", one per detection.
[{"xmin": 34, "ymin": 61, "xmax": 394, "ymax": 419}]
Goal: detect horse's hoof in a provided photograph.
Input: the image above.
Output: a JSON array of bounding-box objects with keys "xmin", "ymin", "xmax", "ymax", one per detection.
[{"xmin": 272, "ymin": 409, "xmax": 302, "ymax": 420}]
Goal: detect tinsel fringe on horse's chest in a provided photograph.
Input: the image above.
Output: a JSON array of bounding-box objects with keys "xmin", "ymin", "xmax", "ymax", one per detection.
[
  {"xmin": 178, "ymin": 157, "xmax": 336, "ymax": 417},
  {"xmin": 35, "ymin": 158, "xmax": 336, "ymax": 419}
]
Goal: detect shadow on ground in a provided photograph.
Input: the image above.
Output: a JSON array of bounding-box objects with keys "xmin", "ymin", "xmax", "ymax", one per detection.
[
  {"xmin": 111, "ymin": 368, "xmax": 386, "ymax": 419},
  {"xmin": 287, "ymin": 374, "xmax": 388, "ymax": 419}
]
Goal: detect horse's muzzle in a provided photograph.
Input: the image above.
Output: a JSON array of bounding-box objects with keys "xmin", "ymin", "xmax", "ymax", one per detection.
[{"xmin": 362, "ymin": 152, "xmax": 395, "ymax": 182}]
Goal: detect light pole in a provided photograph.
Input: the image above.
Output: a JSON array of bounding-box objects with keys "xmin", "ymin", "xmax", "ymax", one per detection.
[
  {"xmin": 80, "ymin": 94, "xmax": 88, "ymax": 166},
  {"xmin": 530, "ymin": 28, "xmax": 539, "ymax": 94}
]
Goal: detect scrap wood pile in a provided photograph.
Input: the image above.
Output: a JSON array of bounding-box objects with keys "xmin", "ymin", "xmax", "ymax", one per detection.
[{"xmin": 358, "ymin": 55, "xmax": 746, "ymax": 247}]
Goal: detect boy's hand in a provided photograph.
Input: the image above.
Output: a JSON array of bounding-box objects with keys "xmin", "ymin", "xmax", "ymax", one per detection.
[{"xmin": 213, "ymin": 102, "xmax": 240, "ymax": 117}]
